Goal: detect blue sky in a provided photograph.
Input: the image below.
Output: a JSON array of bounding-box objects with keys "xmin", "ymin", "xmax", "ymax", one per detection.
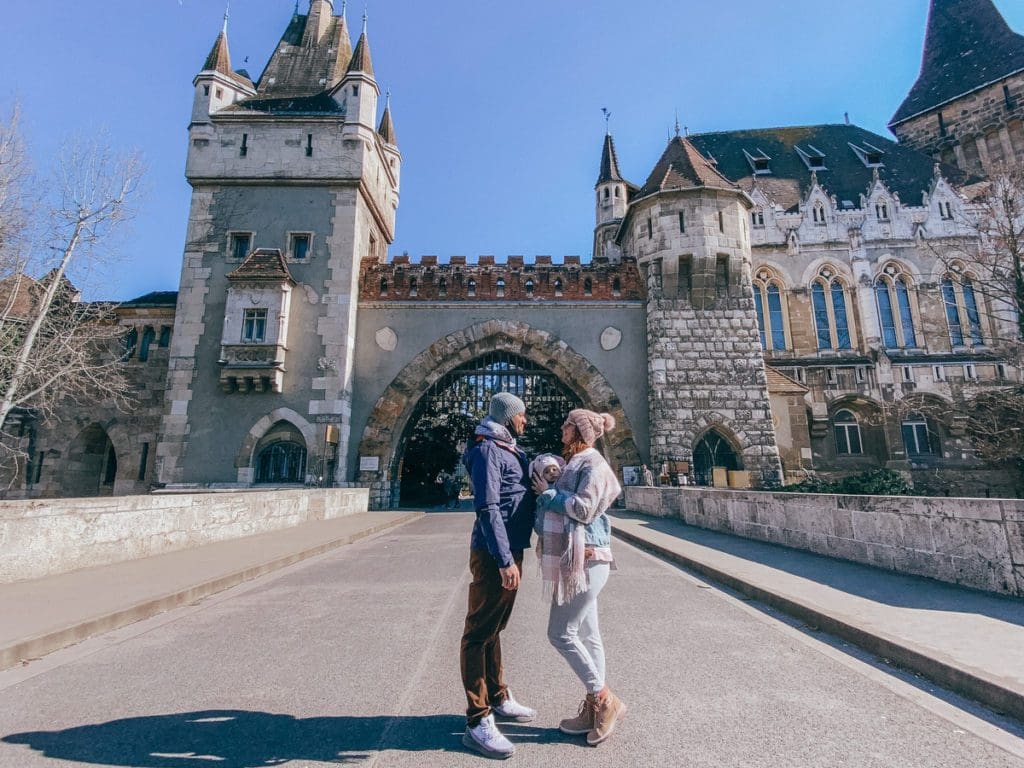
[{"xmin": 4, "ymin": 0, "xmax": 1024, "ymax": 301}]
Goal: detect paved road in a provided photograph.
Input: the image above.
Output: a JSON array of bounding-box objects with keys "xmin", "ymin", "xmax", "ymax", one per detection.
[{"xmin": 0, "ymin": 512, "xmax": 1022, "ymax": 768}]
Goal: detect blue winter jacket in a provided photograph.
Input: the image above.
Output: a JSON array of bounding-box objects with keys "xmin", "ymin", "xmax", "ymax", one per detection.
[{"xmin": 463, "ymin": 418, "xmax": 536, "ymax": 568}]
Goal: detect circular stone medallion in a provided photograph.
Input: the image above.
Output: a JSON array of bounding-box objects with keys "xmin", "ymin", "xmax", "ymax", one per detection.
[
  {"xmin": 600, "ymin": 326, "xmax": 622, "ymax": 351},
  {"xmin": 375, "ymin": 327, "xmax": 398, "ymax": 351}
]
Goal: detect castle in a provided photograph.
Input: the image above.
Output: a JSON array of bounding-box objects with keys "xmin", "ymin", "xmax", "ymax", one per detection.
[{"xmin": 12, "ymin": 0, "xmax": 1024, "ymax": 504}]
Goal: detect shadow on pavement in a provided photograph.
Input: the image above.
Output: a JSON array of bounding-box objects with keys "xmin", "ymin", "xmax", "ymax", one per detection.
[
  {"xmin": 615, "ymin": 512, "xmax": 1024, "ymax": 627},
  {"xmin": 2, "ymin": 710, "xmax": 569, "ymax": 767}
]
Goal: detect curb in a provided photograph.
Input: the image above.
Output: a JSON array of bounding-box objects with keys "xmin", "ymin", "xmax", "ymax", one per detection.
[
  {"xmin": 1, "ymin": 511, "xmax": 424, "ymax": 671},
  {"xmin": 613, "ymin": 524, "xmax": 1024, "ymax": 722}
]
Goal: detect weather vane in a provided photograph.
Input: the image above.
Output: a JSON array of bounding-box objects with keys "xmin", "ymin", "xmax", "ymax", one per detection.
[{"xmin": 601, "ymin": 107, "xmax": 611, "ymax": 135}]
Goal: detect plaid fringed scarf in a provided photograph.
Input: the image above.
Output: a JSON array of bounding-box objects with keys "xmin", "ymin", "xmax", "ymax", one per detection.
[{"xmin": 537, "ymin": 501, "xmax": 587, "ymax": 606}]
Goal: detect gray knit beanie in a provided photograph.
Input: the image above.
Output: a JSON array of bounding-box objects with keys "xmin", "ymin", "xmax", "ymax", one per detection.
[{"xmin": 488, "ymin": 392, "xmax": 526, "ymax": 426}]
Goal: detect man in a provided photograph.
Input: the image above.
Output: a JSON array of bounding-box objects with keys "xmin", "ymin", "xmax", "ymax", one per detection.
[
  {"xmin": 641, "ymin": 463, "xmax": 655, "ymax": 487},
  {"xmin": 460, "ymin": 392, "xmax": 536, "ymax": 759}
]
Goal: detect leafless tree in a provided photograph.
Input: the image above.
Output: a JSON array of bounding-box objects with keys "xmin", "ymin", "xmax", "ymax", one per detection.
[{"xmin": 0, "ymin": 113, "xmax": 144, "ymax": 485}]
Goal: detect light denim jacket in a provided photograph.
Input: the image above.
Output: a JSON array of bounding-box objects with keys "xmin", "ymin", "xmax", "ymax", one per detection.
[{"xmin": 532, "ymin": 448, "xmax": 620, "ymax": 547}]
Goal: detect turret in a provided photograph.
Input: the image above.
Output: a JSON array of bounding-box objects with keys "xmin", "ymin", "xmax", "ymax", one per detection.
[
  {"xmin": 191, "ymin": 11, "xmax": 255, "ymax": 125},
  {"xmin": 378, "ymin": 92, "xmax": 402, "ymax": 191},
  {"xmin": 593, "ymin": 133, "xmax": 631, "ymax": 261},
  {"xmin": 334, "ymin": 14, "xmax": 379, "ymax": 138}
]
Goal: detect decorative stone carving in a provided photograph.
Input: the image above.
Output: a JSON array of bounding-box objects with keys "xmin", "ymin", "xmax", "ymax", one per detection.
[
  {"xmin": 600, "ymin": 326, "xmax": 622, "ymax": 351},
  {"xmin": 302, "ymin": 284, "xmax": 319, "ymax": 304},
  {"xmin": 375, "ymin": 326, "xmax": 398, "ymax": 351}
]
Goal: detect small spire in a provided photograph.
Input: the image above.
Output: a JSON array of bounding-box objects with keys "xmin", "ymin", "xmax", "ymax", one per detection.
[
  {"xmin": 342, "ymin": 0, "xmax": 348, "ymax": 20},
  {"xmin": 222, "ymin": 2, "xmax": 229, "ymax": 35},
  {"xmin": 347, "ymin": 16, "xmax": 375, "ymax": 75},
  {"xmin": 674, "ymin": 110, "xmax": 681, "ymax": 138},
  {"xmin": 597, "ymin": 132, "xmax": 625, "ymax": 185},
  {"xmin": 378, "ymin": 90, "xmax": 398, "ymax": 146},
  {"xmin": 362, "ymin": 8, "xmax": 368, "ymax": 34}
]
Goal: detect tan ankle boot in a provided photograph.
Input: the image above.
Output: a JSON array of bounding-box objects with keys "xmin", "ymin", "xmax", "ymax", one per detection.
[
  {"xmin": 587, "ymin": 690, "xmax": 626, "ymax": 745},
  {"xmin": 559, "ymin": 694, "xmax": 597, "ymax": 735}
]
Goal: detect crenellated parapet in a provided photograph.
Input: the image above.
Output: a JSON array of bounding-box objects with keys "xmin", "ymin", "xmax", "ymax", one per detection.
[{"xmin": 359, "ymin": 255, "xmax": 643, "ymax": 302}]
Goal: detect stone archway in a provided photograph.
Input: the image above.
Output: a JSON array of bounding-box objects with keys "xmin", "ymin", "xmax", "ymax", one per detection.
[
  {"xmin": 60, "ymin": 423, "xmax": 116, "ymax": 497},
  {"xmin": 356, "ymin": 319, "xmax": 642, "ymax": 509},
  {"xmin": 236, "ymin": 408, "xmax": 318, "ymax": 485}
]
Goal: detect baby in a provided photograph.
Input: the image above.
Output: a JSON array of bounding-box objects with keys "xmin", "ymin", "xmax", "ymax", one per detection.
[{"xmin": 530, "ymin": 453, "xmax": 565, "ymax": 542}]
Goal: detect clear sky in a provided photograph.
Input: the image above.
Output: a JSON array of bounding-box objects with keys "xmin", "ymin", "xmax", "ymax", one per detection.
[{"xmin": 4, "ymin": 0, "xmax": 1024, "ymax": 301}]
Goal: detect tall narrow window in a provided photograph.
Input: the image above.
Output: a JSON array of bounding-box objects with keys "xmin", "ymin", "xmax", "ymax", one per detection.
[
  {"xmin": 240, "ymin": 133, "xmax": 248, "ymax": 157},
  {"xmin": 525, "ymin": 279, "xmax": 535, "ymax": 297},
  {"xmin": 139, "ymin": 327, "xmax": 156, "ymax": 362},
  {"xmin": 646, "ymin": 218, "xmax": 653, "ymax": 238},
  {"xmin": 553, "ymin": 278, "xmax": 563, "ymax": 297},
  {"xmin": 409, "ymin": 277, "xmax": 418, "ymax": 297},
  {"xmin": 715, "ymin": 255, "xmax": 729, "ymax": 298},
  {"xmin": 242, "ymin": 308, "xmax": 268, "ymax": 343},
  {"xmin": 158, "ymin": 326, "xmax": 172, "ymax": 347},
  {"xmin": 812, "ymin": 269, "xmax": 853, "ymax": 351},
  {"xmin": 583, "ymin": 278, "xmax": 593, "ymax": 296},
  {"xmin": 963, "ymin": 278, "xmax": 984, "ymax": 345},
  {"xmin": 379, "ymin": 278, "xmax": 388, "ymax": 296},
  {"xmin": 832, "ymin": 281, "xmax": 851, "ymax": 349},
  {"xmin": 876, "ymin": 202, "xmax": 889, "ymax": 221},
  {"xmin": 679, "ymin": 256, "xmax": 693, "ymax": 299},
  {"xmin": 612, "ymin": 277, "xmax": 621, "ymax": 296},
  {"xmin": 813, "ymin": 202, "xmax": 826, "ymax": 225},
  {"xmin": 718, "ymin": 210, "xmax": 725, "ymax": 233},
  {"xmin": 122, "ymin": 328, "xmax": 138, "ymax": 361},
  {"xmin": 678, "ymin": 211, "xmax": 686, "ymax": 233},
  {"xmin": 495, "ymin": 278, "xmax": 505, "ymax": 297},
  {"xmin": 467, "ymin": 279, "xmax": 477, "ymax": 297},
  {"xmin": 938, "ymin": 112, "xmax": 947, "ymax": 136},
  {"xmin": 875, "ymin": 265, "xmax": 917, "ymax": 348},
  {"xmin": 942, "ymin": 278, "xmax": 964, "ymax": 346},
  {"xmin": 137, "ymin": 442, "xmax": 150, "ymax": 481},
  {"xmin": 833, "ymin": 410, "xmax": 863, "ymax": 455},
  {"xmin": 751, "ymin": 208, "xmax": 765, "ymax": 228},
  {"xmin": 752, "ymin": 269, "xmax": 787, "ymax": 351},
  {"xmin": 812, "ymin": 282, "xmax": 831, "ymax": 350},
  {"xmin": 438, "ymin": 278, "xmax": 448, "ymax": 297}
]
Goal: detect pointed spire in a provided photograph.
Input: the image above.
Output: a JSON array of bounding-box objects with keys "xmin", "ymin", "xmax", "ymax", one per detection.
[
  {"xmin": 347, "ymin": 12, "xmax": 375, "ymax": 76},
  {"xmin": 222, "ymin": 2, "xmax": 229, "ymax": 35},
  {"xmin": 891, "ymin": 0, "xmax": 1024, "ymax": 125},
  {"xmin": 637, "ymin": 135, "xmax": 737, "ymax": 198},
  {"xmin": 597, "ymin": 133, "xmax": 625, "ymax": 185},
  {"xmin": 202, "ymin": 27, "xmax": 232, "ymax": 75},
  {"xmin": 674, "ymin": 110, "xmax": 681, "ymax": 139},
  {"xmin": 378, "ymin": 91, "xmax": 398, "ymax": 145}
]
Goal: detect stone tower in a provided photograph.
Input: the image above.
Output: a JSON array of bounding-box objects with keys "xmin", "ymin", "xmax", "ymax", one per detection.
[
  {"xmin": 157, "ymin": 2, "xmax": 401, "ymax": 487},
  {"xmin": 618, "ymin": 136, "xmax": 783, "ymax": 487},
  {"xmin": 890, "ymin": 0, "xmax": 1024, "ymax": 175}
]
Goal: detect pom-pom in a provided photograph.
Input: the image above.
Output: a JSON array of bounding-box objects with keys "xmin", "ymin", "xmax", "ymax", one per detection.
[{"xmin": 601, "ymin": 413, "xmax": 616, "ymax": 432}]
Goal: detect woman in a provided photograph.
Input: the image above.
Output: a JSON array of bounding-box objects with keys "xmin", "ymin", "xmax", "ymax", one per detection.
[{"xmin": 532, "ymin": 408, "xmax": 625, "ymax": 746}]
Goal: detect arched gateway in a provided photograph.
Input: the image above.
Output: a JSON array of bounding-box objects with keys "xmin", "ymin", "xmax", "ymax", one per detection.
[{"xmin": 356, "ymin": 320, "xmax": 641, "ymax": 509}]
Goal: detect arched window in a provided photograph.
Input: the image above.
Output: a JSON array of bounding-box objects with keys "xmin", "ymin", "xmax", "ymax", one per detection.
[
  {"xmin": 525, "ymin": 279, "xmax": 535, "ymax": 297},
  {"xmin": 438, "ymin": 278, "xmax": 448, "ymax": 297},
  {"xmin": 612, "ymin": 277, "xmax": 621, "ymax": 296},
  {"xmin": 256, "ymin": 441, "xmax": 307, "ymax": 483},
  {"xmin": 833, "ymin": 409, "xmax": 863, "ymax": 455},
  {"xmin": 752, "ymin": 269, "xmax": 787, "ymax": 351},
  {"xmin": 751, "ymin": 208, "xmax": 765, "ymax": 228},
  {"xmin": 583, "ymin": 278, "xmax": 593, "ymax": 296},
  {"xmin": 901, "ymin": 412, "xmax": 936, "ymax": 456},
  {"xmin": 811, "ymin": 267, "xmax": 853, "ymax": 350},
  {"xmin": 941, "ymin": 265, "xmax": 984, "ymax": 347},
  {"xmin": 554, "ymin": 278, "xmax": 563, "ymax": 297},
  {"xmin": 379, "ymin": 278, "xmax": 388, "ymax": 297},
  {"xmin": 495, "ymin": 278, "xmax": 505, "ymax": 298},
  {"xmin": 812, "ymin": 201, "xmax": 827, "ymax": 225},
  {"xmin": 121, "ymin": 328, "xmax": 138, "ymax": 361},
  {"xmin": 408, "ymin": 276, "xmax": 418, "ymax": 297},
  {"xmin": 467, "ymin": 278, "xmax": 477, "ymax": 297},
  {"xmin": 875, "ymin": 264, "xmax": 918, "ymax": 349},
  {"xmin": 139, "ymin": 326, "xmax": 156, "ymax": 362}
]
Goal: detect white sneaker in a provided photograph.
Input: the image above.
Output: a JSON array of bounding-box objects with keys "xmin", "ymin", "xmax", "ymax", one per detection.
[
  {"xmin": 493, "ymin": 691, "xmax": 536, "ymax": 723},
  {"xmin": 462, "ymin": 714, "xmax": 515, "ymax": 759}
]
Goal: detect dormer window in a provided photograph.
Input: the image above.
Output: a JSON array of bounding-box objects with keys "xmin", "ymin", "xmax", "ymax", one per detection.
[
  {"xmin": 876, "ymin": 203, "xmax": 890, "ymax": 221},
  {"xmin": 795, "ymin": 144, "xmax": 827, "ymax": 171},
  {"xmin": 849, "ymin": 141, "xmax": 885, "ymax": 168},
  {"xmin": 939, "ymin": 201, "xmax": 954, "ymax": 220},
  {"xmin": 812, "ymin": 202, "xmax": 827, "ymax": 225},
  {"xmin": 743, "ymin": 149, "xmax": 772, "ymax": 175},
  {"xmin": 751, "ymin": 208, "xmax": 765, "ymax": 228}
]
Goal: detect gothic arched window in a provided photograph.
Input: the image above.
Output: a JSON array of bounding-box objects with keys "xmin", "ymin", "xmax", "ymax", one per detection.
[
  {"xmin": 467, "ymin": 278, "xmax": 477, "ymax": 297},
  {"xmin": 525, "ymin": 279, "xmax": 535, "ymax": 297},
  {"xmin": 874, "ymin": 264, "xmax": 918, "ymax": 349},
  {"xmin": 811, "ymin": 267, "xmax": 853, "ymax": 350},
  {"xmin": 554, "ymin": 278, "xmax": 563, "ymax": 297},
  {"xmin": 752, "ymin": 268, "xmax": 788, "ymax": 351},
  {"xmin": 583, "ymin": 278, "xmax": 593, "ymax": 296},
  {"xmin": 941, "ymin": 264, "xmax": 984, "ymax": 347},
  {"xmin": 812, "ymin": 201, "xmax": 827, "ymax": 225},
  {"xmin": 496, "ymin": 278, "xmax": 505, "ymax": 298}
]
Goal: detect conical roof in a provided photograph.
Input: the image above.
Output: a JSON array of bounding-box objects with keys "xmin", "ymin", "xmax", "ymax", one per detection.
[
  {"xmin": 378, "ymin": 104, "xmax": 397, "ymax": 145},
  {"xmin": 637, "ymin": 136, "xmax": 738, "ymax": 198},
  {"xmin": 891, "ymin": 0, "xmax": 1024, "ymax": 125},
  {"xmin": 202, "ymin": 31, "xmax": 232, "ymax": 75},
  {"xmin": 347, "ymin": 31, "xmax": 374, "ymax": 76},
  {"xmin": 597, "ymin": 134, "xmax": 625, "ymax": 185}
]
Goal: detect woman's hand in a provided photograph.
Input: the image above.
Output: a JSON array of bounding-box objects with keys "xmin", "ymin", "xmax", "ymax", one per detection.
[{"xmin": 531, "ymin": 472, "xmax": 549, "ymax": 494}]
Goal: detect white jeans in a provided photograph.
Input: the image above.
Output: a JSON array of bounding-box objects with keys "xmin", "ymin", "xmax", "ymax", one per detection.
[{"xmin": 546, "ymin": 562, "xmax": 610, "ymax": 695}]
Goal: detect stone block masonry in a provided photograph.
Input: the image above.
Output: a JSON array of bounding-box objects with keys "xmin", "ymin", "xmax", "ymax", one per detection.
[
  {"xmin": 0, "ymin": 488, "xmax": 368, "ymax": 583},
  {"xmin": 626, "ymin": 486, "xmax": 1024, "ymax": 596}
]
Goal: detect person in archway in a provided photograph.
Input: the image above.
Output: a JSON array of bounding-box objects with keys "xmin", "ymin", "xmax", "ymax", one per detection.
[
  {"xmin": 532, "ymin": 409, "xmax": 626, "ymax": 747},
  {"xmin": 459, "ymin": 392, "xmax": 537, "ymax": 759}
]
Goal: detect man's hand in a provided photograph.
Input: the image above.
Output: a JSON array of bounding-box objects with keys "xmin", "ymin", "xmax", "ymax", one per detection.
[{"xmin": 499, "ymin": 563, "xmax": 520, "ymax": 591}]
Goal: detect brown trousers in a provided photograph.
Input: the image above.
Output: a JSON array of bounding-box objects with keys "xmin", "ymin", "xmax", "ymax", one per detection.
[{"xmin": 460, "ymin": 548, "xmax": 524, "ymax": 726}]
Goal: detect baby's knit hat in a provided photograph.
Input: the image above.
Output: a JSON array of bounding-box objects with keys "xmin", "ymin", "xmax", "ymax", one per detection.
[
  {"xmin": 529, "ymin": 453, "xmax": 565, "ymax": 479},
  {"xmin": 565, "ymin": 409, "xmax": 616, "ymax": 446},
  {"xmin": 488, "ymin": 392, "xmax": 526, "ymax": 426}
]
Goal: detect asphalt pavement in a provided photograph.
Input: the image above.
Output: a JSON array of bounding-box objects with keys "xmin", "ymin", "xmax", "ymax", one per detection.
[{"xmin": 1, "ymin": 511, "xmax": 1022, "ymax": 767}]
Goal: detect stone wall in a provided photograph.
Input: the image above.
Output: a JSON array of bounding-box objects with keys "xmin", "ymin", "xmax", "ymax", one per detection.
[
  {"xmin": 0, "ymin": 487, "xmax": 368, "ymax": 583},
  {"xmin": 625, "ymin": 486, "xmax": 1024, "ymax": 596}
]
